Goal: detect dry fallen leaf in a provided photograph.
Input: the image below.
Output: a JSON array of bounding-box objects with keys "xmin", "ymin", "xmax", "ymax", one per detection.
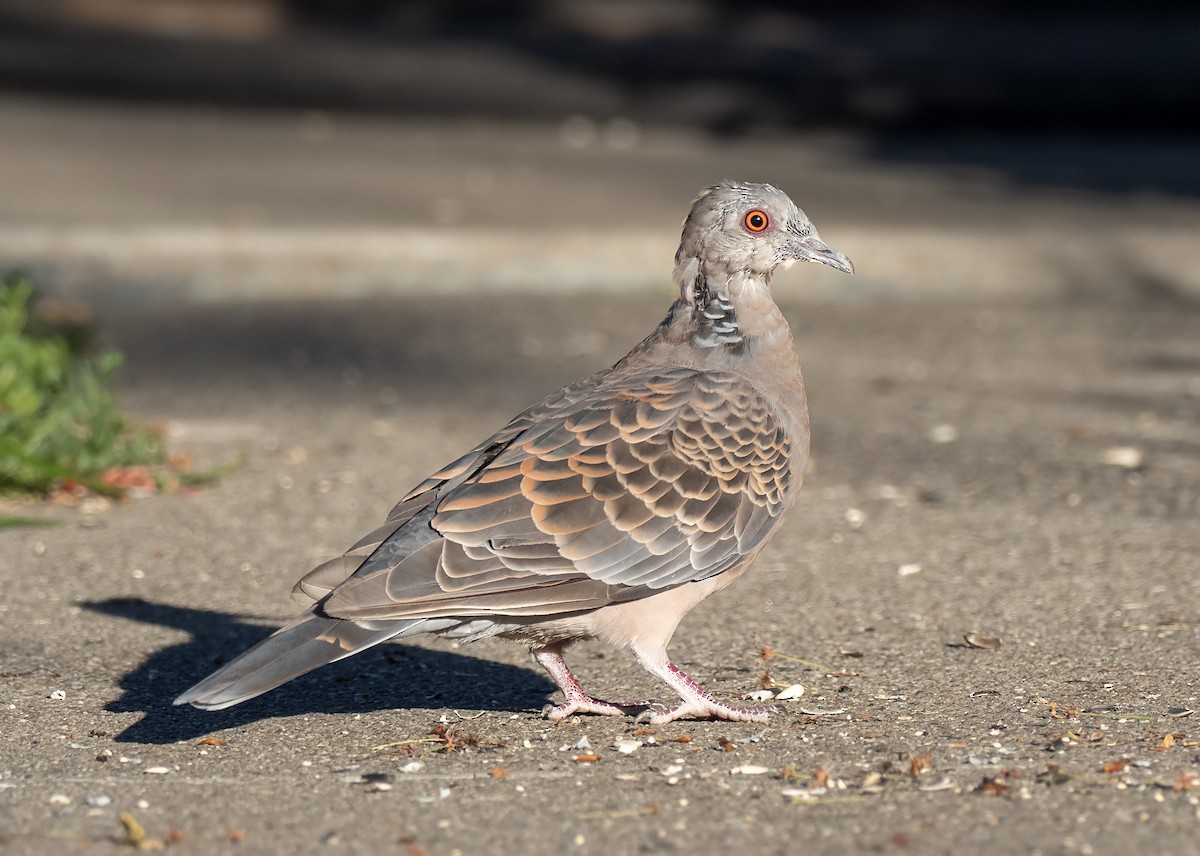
[
  {"xmin": 1101, "ymin": 758, "xmax": 1129, "ymax": 774},
  {"xmin": 717, "ymin": 737, "xmax": 737, "ymax": 752},
  {"xmin": 976, "ymin": 776, "xmax": 1008, "ymax": 797},
  {"xmin": 672, "ymin": 736, "xmax": 692, "ymax": 744},
  {"xmin": 119, "ymin": 813, "xmax": 146, "ymax": 848},
  {"xmin": 1173, "ymin": 772, "xmax": 1196, "ymax": 792},
  {"xmin": 196, "ymin": 737, "xmax": 227, "ymax": 746},
  {"xmin": 1037, "ymin": 763, "xmax": 1069, "ymax": 786},
  {"xmin": 1048, "ymin": 701, "xmax": 1079, "ymax": 719},
  {"xmin": 101, "ymin": 465, "xmax": 158, "ymax": 495},
  {"xmin": 1149, "ymin": 733, "xmax": 1185, "ymax": 751},
  {"xmin": 490, "ymin": 766, "xmax": 508, "ymax": 779},
  {"xmin": 572, "ymin": 754, "xmax": 601, "ymax": 764},
  {"xmin": 397, "ymin": 837, "xmax": 429, "ymax": 856},
  {"xmin": 813, "ymin": 766, "xmax": 830, "ymax": 788},
  {"xmin": 909, "ymin": 753, "xmax": 933, "ymax": 779}
]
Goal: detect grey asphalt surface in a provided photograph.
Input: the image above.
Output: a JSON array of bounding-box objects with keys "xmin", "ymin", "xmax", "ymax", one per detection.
[
  {"xmin": 4, "ymin": 295, "xmax": 1199, "ymax": 855},
  {"xmin": 3, "ymin": 92, "xmax": 1200, "ymax": 305},
  {"xmin": 2, "ymin": 95, "xmax": 1200, "ymax": 855}
]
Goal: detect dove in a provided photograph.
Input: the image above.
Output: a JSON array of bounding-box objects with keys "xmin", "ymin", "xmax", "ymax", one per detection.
[{"xmin": 175, "ymin": 180, "xmax": 853, "ymax": 724}]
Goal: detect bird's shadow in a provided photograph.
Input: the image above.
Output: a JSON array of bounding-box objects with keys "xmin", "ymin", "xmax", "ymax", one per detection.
[{"xmin": 82, "ymin": 598, "xmax": 555, "ymax": 745}]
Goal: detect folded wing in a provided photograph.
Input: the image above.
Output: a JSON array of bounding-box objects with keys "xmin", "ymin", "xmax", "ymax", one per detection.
[{"xmin": 306, "ymin": 366, "xmax": 794, "ymax": 623}]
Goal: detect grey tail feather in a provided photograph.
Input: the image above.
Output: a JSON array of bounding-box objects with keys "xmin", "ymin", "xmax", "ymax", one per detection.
[{"xmin": 174, "ymin": 610, "xmax": 419, "ymax": 711}]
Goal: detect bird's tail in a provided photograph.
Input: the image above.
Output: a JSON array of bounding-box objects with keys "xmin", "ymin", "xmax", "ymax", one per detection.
[{"xmin": 174, "ymin": 610, "xmax": 423, "ymax": 710}]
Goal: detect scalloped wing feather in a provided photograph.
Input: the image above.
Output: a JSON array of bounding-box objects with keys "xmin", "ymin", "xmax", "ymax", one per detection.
[{"xmin": 318, "ymin": 366, "xmax": 796, "ymax": 622}]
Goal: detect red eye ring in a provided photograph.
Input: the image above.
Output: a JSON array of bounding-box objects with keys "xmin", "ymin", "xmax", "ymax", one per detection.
[{"xmin": 744, "ymin": 209, "xmax": 769, "ymax": 232}]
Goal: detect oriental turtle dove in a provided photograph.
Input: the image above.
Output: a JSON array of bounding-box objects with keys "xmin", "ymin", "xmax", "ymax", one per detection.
[{"xmin": 176, "ymin": 180, "xmax": 853, "ymax": 724}]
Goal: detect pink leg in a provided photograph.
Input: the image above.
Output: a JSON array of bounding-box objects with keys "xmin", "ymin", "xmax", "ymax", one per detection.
[
  {"xmin": 638, "ymin": 659, "xmax": 770, "ymax": 725},
  {"xmin": 533, "ymin": 646, "xmax": 649, "ymax": 720}
]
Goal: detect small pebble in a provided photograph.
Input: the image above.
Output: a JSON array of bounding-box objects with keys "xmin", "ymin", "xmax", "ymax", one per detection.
[
  {"xmin": 560, "ymin": 115, "xmax": 598, "ymax": 149},
  {"xmin": 416, "ymin": 787, "xmax": 452, "ymax": 803},
  {"xmin": 143, "ymin": 766, "xmax": 171, "ymax": 775},
  {"xmin": 1102, "ymin": 446, "xmax": 1143, "ymax": 469},
  {"xmin": 918, "ymin": 777, "xmax": 957, "ymax": 792},
  {"xmin": 86, "ymin": 794, "xmax": 111, "ymax": 807},
  {"xmin": 781, "ymin": 787, "xmax": 820, "ymax": 799},
  {"xmin": 929, "ymin": 424, "xmax": 958, "ymax": 444}
]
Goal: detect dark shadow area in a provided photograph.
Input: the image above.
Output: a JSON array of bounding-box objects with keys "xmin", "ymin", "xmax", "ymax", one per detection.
[
  {"xmin": 83, "ymin": 596, "xmax": 555, "ymax": 745},
  {"xmin": 0, "ymin": 1, "xmax": 1198, "ymax": 195},
  {"xmin": 865, "ymin": 136, "xmax": 1200, "ymax": 197},
  {"xmin": 100, "ymin": 294, "xmax": 646, "ymax": 412}
]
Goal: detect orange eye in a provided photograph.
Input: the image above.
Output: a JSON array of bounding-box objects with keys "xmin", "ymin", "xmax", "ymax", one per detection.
[{"xmin": 744, "ymin": 209, "xmax": 769, "ymax": 232}]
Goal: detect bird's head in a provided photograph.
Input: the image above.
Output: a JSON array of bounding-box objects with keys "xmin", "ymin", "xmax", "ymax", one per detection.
[{"xmin": 673, "ymin": 181, "xmax": 853, "ymax": 293}]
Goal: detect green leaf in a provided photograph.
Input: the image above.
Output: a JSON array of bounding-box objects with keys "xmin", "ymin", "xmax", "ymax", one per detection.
[{"xmin": 0, "ymin": 273, "xmax": 166, "ymax": 496}]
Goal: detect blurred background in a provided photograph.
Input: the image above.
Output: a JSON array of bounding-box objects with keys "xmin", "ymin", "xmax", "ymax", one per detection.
[{"xmin": 1, "ymin": 0, "xmax": 1198, "ymax": 309}]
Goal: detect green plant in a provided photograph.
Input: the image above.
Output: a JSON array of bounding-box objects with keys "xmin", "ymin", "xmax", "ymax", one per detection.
[{"xmin": 0, "ymin": 274, "xmax": 164, "ymax": 495}]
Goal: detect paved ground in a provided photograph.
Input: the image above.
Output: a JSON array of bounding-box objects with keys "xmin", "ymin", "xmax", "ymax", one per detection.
[
  {"xmin": 2, "ymin": 93, "xmax": 1200, "ymax": 306},
  {"xmin": 2, "ymin": 291, "xmax": 1199, "ymax": 854},
  {"xmin": 1, "ymin": 94, "xmax": 1199, "ymax": 854}
]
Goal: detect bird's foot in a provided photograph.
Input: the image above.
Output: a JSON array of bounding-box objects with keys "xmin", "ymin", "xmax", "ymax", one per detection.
[
  {"xmin": 534, "ymin": 645, "xmax": 651, "ymax": 720},
  {"xmin": 635, "ymin": 660, "xmax": 770, "ymax": 724},
  {"xmin": 543, "ymin": 696, "xmax": 650, "ymax": 721},
  {"xmin": 639, "ymin": 699, "xmax": 770, "ymax": 725}
]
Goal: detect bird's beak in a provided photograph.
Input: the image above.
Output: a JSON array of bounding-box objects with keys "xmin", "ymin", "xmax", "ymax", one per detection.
[{"xmin": 789, "ymin": 235, "xmax": 855, "ymax": 275}]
